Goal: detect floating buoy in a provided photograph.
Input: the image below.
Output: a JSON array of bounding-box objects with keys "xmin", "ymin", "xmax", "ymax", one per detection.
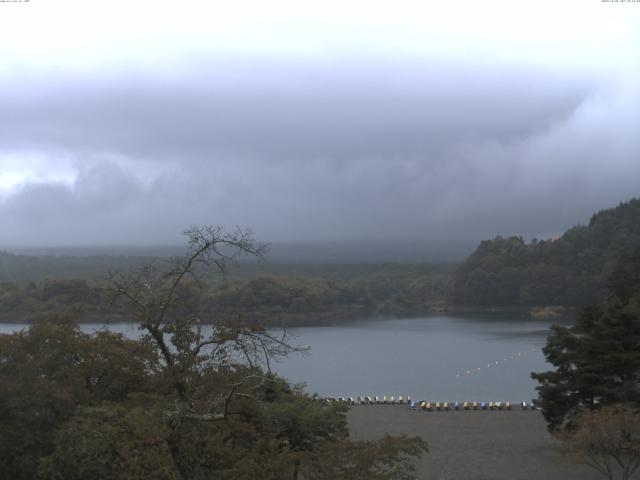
[{"xmin": 363, "ymin": 397, "xmax": 538, "ymax": 412}]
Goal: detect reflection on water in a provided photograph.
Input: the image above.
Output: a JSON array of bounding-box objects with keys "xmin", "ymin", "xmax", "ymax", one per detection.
[{"xmin": 0, "ymin": 315, "xmax": 568, "ymax": 402}]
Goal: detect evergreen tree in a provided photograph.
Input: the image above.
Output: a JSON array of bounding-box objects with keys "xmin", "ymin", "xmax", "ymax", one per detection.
[
  {"xmin": 454, "ymin": 198, "xmax": 640, "ymax": 306},
  {"xmin": 532, "ymin": 249, "xmax": 640, "ymax": 431}
]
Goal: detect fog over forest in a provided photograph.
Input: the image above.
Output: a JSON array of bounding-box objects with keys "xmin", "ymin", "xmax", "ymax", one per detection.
[{"xmin": 1, "ymin": 1, "xmax": 639, "ymax": 247}]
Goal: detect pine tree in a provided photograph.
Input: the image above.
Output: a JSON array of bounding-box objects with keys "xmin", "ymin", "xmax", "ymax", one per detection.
[{"xmin": 532, "ymin": 249, "xmax": 640, "ymax": 431}]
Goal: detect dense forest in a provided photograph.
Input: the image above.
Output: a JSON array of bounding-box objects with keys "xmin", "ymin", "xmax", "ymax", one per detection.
[
  {"xmin": 0, "ymin": 227, "xmax": 427, "ymax": 479},
  {"xmin": 0, "ymin": 262, "xmax": 452, "ymax": 325},
  {"xmin": 453, "ymin": 198, "xmax": 640, "ymax": 307}
]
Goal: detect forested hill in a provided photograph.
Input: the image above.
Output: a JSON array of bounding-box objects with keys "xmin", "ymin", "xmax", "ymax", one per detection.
[
  {"xmin": 0, "ymin": 251, "xmax": 150, "ymax": 281},
  {"xmin": 452, "ymin": 198, "xmax": 640, "ymax": 307}
]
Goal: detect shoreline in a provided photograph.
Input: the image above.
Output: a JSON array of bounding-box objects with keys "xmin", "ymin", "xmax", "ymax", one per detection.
[{"xmin": 0, "ymin": 305, "xmax": 580, "ymax": 327}]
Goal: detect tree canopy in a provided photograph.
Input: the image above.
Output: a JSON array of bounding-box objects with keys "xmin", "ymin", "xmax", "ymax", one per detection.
[
  {"xmin": 0, "ymin": 263, "xmax": 452, "ymax": 326},
  {"xmin": 0, "ymin": 226, "xmax": 427, "ymax": 480},
  {"xmin": 453, "ymin": 198, "xmax": 640, "ymax": 306},
  {"xmin": 531, "ymin": 248, "xmax": 640, "ymax": 431}
]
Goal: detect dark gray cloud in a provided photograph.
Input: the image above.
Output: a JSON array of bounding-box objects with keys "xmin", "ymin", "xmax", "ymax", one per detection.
[{"xmin": 0, "ymin": 56, "xmax": 638, "ymax": 247}]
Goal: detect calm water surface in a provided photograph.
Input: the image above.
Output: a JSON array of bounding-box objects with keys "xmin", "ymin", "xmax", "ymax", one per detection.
[{"xmin": 0, "ymin": 315, "xmax": 565, "ymax": 402}]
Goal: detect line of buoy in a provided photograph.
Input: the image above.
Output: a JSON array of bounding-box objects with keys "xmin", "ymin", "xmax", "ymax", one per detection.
[{"xmin": 455, "ymin": 347, "xmax": 540, "ymax": 378}]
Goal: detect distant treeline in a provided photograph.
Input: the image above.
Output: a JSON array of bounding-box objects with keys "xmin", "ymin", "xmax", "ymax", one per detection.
[
  {"xmin": 3, "ymin": 197, "xmax": 640, "ymax": 320},
  {"xmin": 453, "ymin": 198, "xmax": 640, "ymax": 306},
  {"xmin": 0, "ymin": 240, "xmax": 473, "ymax": 282},
  {"xmin": 207, "ymin": 265, "xmax": 451, "ymax": 323},
  {"xmin": 0, "ymin": 252, "xmax": 150, "ymax": 282},
  {"xmin": 0, "ymin": 264, "xmax": 452, "ymax": 325}
]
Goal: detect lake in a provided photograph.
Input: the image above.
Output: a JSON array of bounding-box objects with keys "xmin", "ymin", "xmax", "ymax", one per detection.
[{"xmin": 0, "ymin": 315, "xmax": 563, "ymax": 402}]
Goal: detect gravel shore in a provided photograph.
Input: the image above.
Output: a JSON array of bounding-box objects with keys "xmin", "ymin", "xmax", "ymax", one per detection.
[{"xmin": 347, "ymin": 405, "xmax": 604, "ymax": 480}]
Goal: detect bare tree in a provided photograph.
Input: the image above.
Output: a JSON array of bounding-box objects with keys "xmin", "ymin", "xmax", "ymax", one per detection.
[
  {"xmin": 106, "ymin": 225, "xmax": 306, "ymax": 400},
  {"xmin": 560, "ymin": 406, "xmax": 640, "ymax": 480}
]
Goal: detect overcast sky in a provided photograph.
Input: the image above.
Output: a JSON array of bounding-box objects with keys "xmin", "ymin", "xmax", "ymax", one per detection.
[{"xmin": 1, "ymin": 0, "xmax": 639, "ymax": 247}]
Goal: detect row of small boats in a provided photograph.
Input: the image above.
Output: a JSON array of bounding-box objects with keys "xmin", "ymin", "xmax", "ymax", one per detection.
[
  {"xmin": 327, "ymin": 396, "xmax": 410, "ymax": 405},
  {"xmin": 412, "ymin": 400, "xmax": 534, "ymax": 411},
  {"xmin": 326, "ymin": 396, "xmax": 539, "ymax": 410}
]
